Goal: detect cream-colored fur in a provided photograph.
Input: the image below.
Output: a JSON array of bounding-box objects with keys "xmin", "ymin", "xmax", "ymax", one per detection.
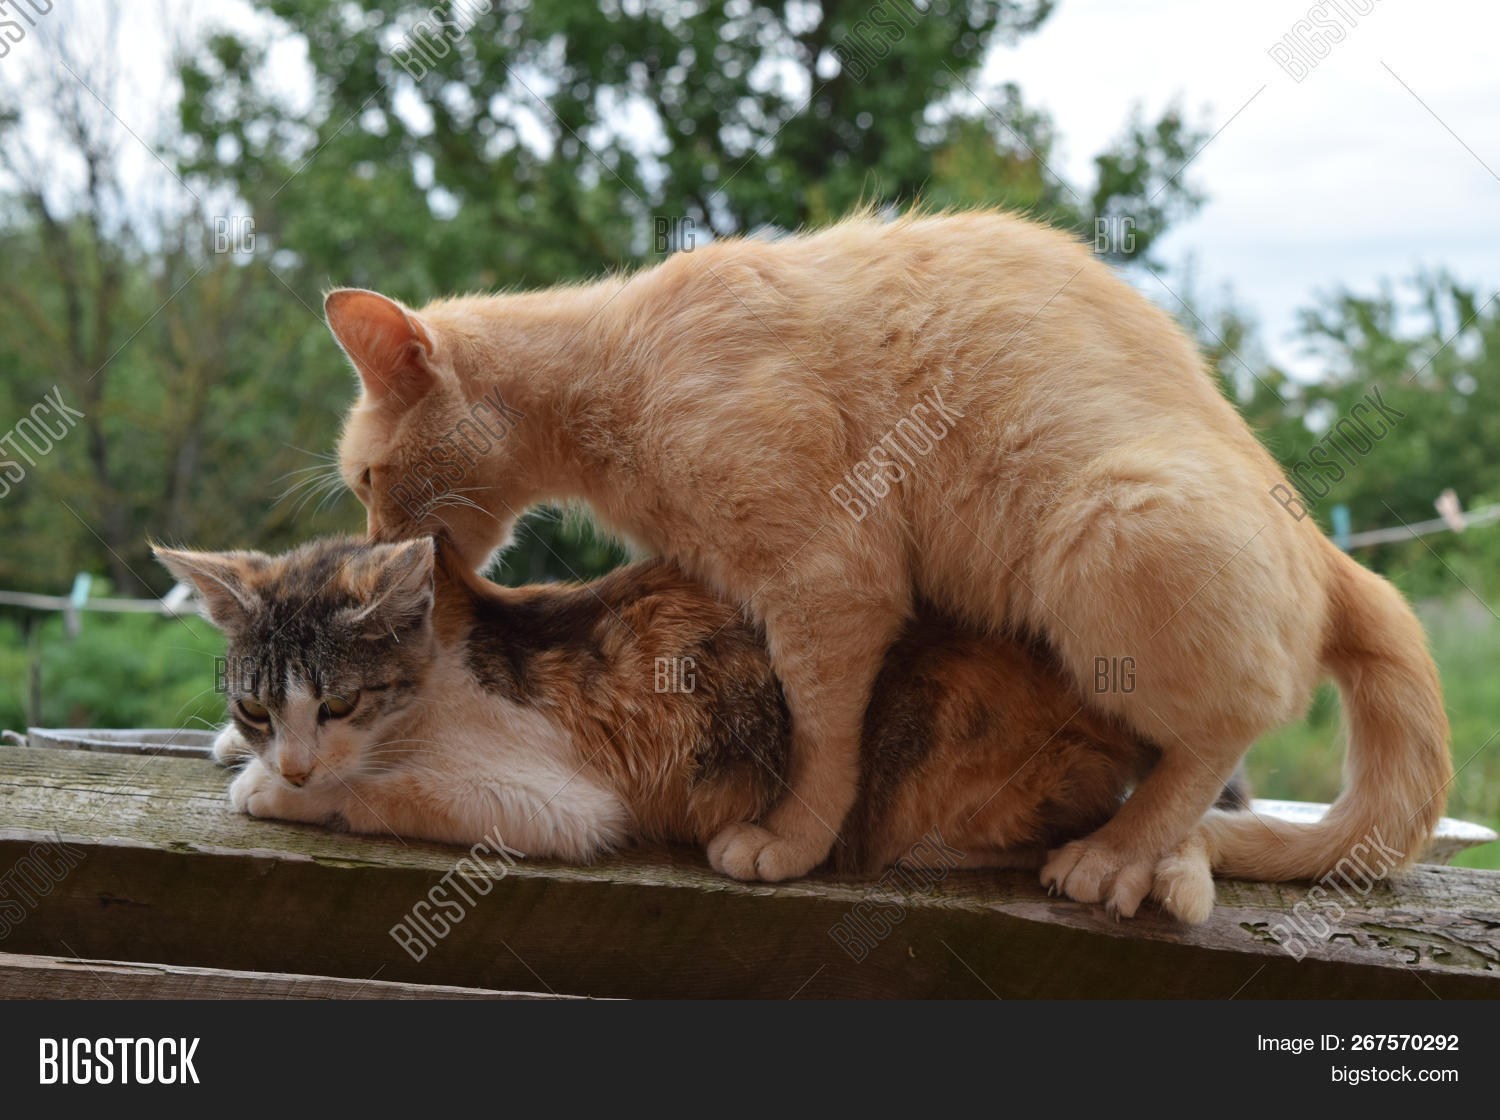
[{"xmin": 329, "ymin": 209, "xmax": 1452, "ymax": 915}]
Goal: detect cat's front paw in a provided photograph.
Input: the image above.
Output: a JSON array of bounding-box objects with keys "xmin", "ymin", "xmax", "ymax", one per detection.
[
  {"xmin": 228, "ymin": 759, "xmax": 280, "ymax": 816},
  {"xmin": 229, "ymin": 759, "xmax": 335, "ymax": 824},
  {"xmin": 707, "ymin": 822, "xmax": 822, "ymax": 882},
  {"xmin": 211, "ymin": 723, "xmax": 253, "ymax": 767}
]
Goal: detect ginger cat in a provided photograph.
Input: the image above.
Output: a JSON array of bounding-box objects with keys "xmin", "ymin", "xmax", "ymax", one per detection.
[
  {"xmin": 156, "ymin": 535, "xmax": 1233, "ymax": 923},
  {"xmin": 326, "ymin": 209, "xmax": 1450, "ymax": 916}
]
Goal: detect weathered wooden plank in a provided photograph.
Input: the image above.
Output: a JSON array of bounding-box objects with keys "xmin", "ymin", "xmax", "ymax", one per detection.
[
  {"xmin": 15, "ymin": 732, "xmax": 1495, "ymax": 862},
  {"xmin": 0, "ymin": 744, "xmax": 1497, "ymax": 998},
  {"xmin": 19, "ymin": 728, "xmax": 216, "ymax": 759},
  {"xmin": 0, "ymin": 951, "xmax": 575, "ymax": 1000},
  {"xmin": 11, "ymin": 731, "xmax": 1496, "ymax": 862}
]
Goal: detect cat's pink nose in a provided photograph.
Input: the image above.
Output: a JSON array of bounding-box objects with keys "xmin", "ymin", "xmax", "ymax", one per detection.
[{"xmin": 281, "ymin": 766, "xmax": 311, "ymax": 787}]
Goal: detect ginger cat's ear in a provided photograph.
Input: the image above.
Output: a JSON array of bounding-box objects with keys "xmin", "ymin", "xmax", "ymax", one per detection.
[
  {"xmin": 152, "ymin": 546, "xmax": 267, "ymax": 633},
  {"xmin": 324, "ymin": 288, "xmax": 437, "ymax": 406}
]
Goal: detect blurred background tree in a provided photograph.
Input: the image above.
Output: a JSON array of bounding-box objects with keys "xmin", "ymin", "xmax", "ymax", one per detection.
[{"xmin": 174, "ymin": 0, "xmax": 1203, "ymax": 285}]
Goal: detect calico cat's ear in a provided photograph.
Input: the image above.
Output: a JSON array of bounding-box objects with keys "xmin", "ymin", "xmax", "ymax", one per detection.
[
  {"xmin": 152, "ymin": 547, "xmax": 266, "ymax": 633},
  {"xmin": 324, "ymin": 289, "xmax": 437, "ymax": 406},
  {"xmin": 340, "ymin": 537, "xmax": 436, "ymax": 638}
]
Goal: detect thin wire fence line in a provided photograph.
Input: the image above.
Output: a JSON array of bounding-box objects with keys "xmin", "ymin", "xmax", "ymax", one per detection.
[
  {"xmin": 1343, "ymin": 501, "xmax": 1500, "ymax": 548},
  {"xmin": 0, "ymin": 586, "xmax": 196, "ymax": 615},
  {"xmin": 2, "ymin": 499, "xmax": 1496, "ymax": 615}
]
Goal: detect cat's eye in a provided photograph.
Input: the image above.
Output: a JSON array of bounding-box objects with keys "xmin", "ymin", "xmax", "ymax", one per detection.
[
  {"xmin": 237, "ymin": 698, "xmax": 270, "ymax": 724},
  {"xmin": 319, "ymin": 693, "xmax": 358, "ymax": 721}
]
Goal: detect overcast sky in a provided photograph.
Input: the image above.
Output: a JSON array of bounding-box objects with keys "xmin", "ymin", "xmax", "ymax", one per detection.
[
  {"xmin": 10, "ymin": 0, "xmax": 1497, "ymax": 381},
  {"xmin": 995, "ymin": 0, "xmax": 1500, "ymax": 376}
]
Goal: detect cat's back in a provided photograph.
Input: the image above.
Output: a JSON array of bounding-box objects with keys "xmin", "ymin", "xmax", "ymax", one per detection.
[
  {"xmin": 448, "ymin": 557, "xmax": 745, "ymax": 685},
  {"xmin": 642, "ymin": 210, "xmax": 1221, "ymax": 424},
  {"xmin": 680, "ymin": 209, "xmax": 1088, "ymax": 279}
]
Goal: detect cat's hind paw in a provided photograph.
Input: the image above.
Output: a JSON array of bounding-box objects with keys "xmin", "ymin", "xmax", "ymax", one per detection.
[
  {"xmin": 1040, "ymin": 839, "xmax": 1156, "ymax": 920},
  {"xmin": 1150, "ymin": 834, "xmax": 1216, "ymax": 925}
]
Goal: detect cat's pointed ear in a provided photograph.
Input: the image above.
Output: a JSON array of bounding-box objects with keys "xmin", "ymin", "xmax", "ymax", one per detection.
[
  {"xmin": 152, "ymin": 546, "xmax": 266, "ymax": 633},
  {"xmin": 324, "ymin": 288, "xmax": 437, "ymax": 407},
  {"xmin": 342, "ymin": 537, "xmax": 436, "ymax": 638}
]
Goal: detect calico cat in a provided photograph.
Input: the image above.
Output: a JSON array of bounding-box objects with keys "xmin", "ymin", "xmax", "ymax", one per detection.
[
  {"xmin": 155, "ymin": 535, "xmax": 1228, "ymax": 923},
  {"xmin": 324, "ymin": 209, "xmax": 1449, "ymax": 914}
]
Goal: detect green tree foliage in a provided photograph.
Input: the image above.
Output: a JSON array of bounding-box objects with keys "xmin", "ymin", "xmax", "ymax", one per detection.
[
  {"xmin": 0, "ymin": 611, "xmax": 225, "ymax": 734},
  {"xmin": 1259, "ymin": 275, "xmax": 1499, "ymax": 599},
  {"xmin": 175, "ymin": 0, "xmax": 1206, "ymax": 285}
]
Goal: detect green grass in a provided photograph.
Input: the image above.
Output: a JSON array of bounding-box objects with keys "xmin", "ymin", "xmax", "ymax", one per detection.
[
  {"xmin": 0, "ymin": 611, "xmax": 226, "ymax": 735},
  {"xmin": 1246, "ymin": 596, "xmax": 1500, "ymax": 869}
]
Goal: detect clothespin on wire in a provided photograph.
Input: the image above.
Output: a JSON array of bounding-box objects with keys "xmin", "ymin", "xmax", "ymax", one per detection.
[
  {"xmin": 161, "ymin": 583, "xmax": 194, "ymax": 616},
  {"xmin": 1331, "ymin": 504, "xmax": 1351, "ymax": 551},
  {"xmin": 1435, "ymin": 488, "xmax": 1466, "ymax": 534},
  {"xmin": 64, "ymin": 573, "xmax": 92, "ymax": 638}
]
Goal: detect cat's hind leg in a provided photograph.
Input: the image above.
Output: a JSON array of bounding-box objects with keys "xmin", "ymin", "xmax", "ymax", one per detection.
[{"xmin": 1029, "ymin": 460, "xmax": 1315, "ymax": 918}]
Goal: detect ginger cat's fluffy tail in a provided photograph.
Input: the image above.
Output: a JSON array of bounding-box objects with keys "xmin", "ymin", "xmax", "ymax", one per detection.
[{"xmin": 1202, "ymin": 542, "xmax": 1451, "ymax": 881}]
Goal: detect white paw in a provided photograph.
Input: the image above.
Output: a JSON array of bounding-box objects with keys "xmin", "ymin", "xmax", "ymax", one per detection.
[
  {"xmin": 228, "ymin": 759, "xmax": 334, "ymax": 824},
  {"xmin": 228, "ymin": 758, "xmax": 277, "ymax": 815},
  {"xmin": 229, "ymin": 758, "xmax": 293, "ymax": 818},
  {"xmin": 211, "ymin": 723, "xmax": 253, "ymax": 766}
]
